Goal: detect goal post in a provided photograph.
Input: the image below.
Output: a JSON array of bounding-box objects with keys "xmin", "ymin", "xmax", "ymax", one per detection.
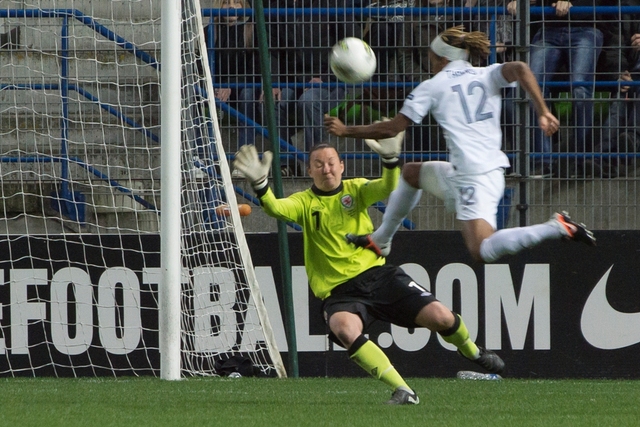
[
  {"xmin": 160, "ymin": 0, "xmax": 183, "ymax": 381},
  {"xmin": 0, "ymin": 0, "xmax": 286, "ymax": 379}
]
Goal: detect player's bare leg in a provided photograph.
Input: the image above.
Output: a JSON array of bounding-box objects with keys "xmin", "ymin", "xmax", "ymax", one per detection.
[
  {"xmin": 415, "ymin": 302, "xmax": 505, "ymax": 374},
  {"xmin": 329, "ymin": 311, "xmax": 418, "ymax": 405}
]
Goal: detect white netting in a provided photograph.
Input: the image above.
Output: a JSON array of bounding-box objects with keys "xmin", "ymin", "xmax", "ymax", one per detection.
[{"xmin": 0, "ymin": 0, "xmax": 284, "ymax": 378}]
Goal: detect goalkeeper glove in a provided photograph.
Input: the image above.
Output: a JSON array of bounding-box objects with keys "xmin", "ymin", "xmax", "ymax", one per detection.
[
  {"xmin": 363, "ymin": 118, "xmax": 405, "ymax": 164},
  {"xmin": 232, "ymin": 145, "xmax": 273, "ymax": 191}
]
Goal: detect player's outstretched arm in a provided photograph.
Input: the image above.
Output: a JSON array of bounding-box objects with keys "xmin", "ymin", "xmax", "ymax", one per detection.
[
  {"xmin": 232, "ymin": 145, "xmax": 273, "ymax": 190},
  {"xmin": 324, "ymin": 113, "xmax": 411, "ymax": 140},
  {"xmin": 324, "ymin": 115, "xmax": 348, "ymax": 136},
  {"xmin": 364, "ymin": 118, "xmax": 406, "ymax": 164}
]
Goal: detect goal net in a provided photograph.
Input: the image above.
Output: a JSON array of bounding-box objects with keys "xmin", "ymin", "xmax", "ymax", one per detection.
[{"xmin": 0, "ymin": 0, "xmax": 285, "ymax": 378}]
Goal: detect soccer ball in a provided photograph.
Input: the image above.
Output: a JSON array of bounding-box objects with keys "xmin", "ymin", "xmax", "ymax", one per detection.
[{"xmin": 330, "ymin": 37, "xmax": 377, "ymax": 83}]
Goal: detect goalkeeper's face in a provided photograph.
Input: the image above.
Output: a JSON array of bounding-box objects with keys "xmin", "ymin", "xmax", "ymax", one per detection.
[{"xmin": 308, "ymin": 146, "xmax": 345, "ymax": 192}]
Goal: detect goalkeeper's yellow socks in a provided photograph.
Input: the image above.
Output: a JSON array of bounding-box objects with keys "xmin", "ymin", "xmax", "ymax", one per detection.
[
  {"xmin": 439, "ymin": 313, "xmax": 480, "ymax": 360},
  {"xmin": 348, "ymin": 334, "xmax": 411, "ymax": 392}
]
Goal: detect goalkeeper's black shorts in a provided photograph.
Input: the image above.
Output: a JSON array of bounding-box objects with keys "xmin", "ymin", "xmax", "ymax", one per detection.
[{"xmin": 322, "ymin": 264, "xmax": 437, "ymax": 340}]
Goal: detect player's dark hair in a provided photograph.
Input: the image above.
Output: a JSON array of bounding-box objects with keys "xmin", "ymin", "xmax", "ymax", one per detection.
[
  {"xmin": 439, "ymin": 25, "xmax": 490, "ymax": 62},
  {"xmin": 307, "ymin": 143, "xmax": 341, "ymax": 167}
]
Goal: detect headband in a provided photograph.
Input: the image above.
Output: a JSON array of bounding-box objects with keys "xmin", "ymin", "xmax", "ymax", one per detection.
[{"xmin": 430, "ymin": 35, "xmax": 469, "ymax": 61}]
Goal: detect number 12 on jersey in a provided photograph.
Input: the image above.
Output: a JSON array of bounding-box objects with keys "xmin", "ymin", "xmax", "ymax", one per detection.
[{"xmin": 451, "ymin": 82, "xmax": 493, "ymax": 124}]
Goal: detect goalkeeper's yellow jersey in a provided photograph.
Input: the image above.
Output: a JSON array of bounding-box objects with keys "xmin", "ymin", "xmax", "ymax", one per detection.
[{"xmin": 258, "ymin": 165, "xmax": 400, "ymax": 300}]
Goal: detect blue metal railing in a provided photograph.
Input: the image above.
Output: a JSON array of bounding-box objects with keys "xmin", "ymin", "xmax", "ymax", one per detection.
[
  {"xmin": 0, "ymin": 9, "xmax": 157, "ymax": 67},
  {"xmin": 0, "ymin": 8, "xmax": 161, "ymax": 222}
]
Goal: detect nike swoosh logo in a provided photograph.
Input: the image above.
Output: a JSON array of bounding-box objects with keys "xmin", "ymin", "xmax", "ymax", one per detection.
[{"xmin": 581, "ymin": 265, "xmax": 640, "ymax": 349}]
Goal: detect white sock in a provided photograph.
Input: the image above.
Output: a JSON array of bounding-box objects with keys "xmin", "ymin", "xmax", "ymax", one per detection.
[
  {"xmin": 479, "ymin": 222, "xmax": 563, "ymax": 263},
  {"xmin": 372, "ymin": 177, "xmax": 422, "ymax": 245}
]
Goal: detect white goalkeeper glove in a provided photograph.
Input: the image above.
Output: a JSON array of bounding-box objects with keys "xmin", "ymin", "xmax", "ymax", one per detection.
[
  {"xmin": 232, "ymin": 145, "xmax": 273, "ymax": 190},
  {"xmin": 364, "ymin": 118, "xmax": 405, "ymax": 164}
]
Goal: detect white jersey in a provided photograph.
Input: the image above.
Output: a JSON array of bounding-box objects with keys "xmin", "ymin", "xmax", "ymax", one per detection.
[{"xmin": 400, "ymin": 60, "xmax": 514, "ymax": 175}]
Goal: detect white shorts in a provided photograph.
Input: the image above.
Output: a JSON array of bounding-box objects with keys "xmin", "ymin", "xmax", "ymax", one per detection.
[{"xmin": 418, "ymin": 161, "xmax": 505, "ymax": 230}]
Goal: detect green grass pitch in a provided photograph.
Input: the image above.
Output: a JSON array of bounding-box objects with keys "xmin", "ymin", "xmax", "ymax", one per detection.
[{"xmin": 1, "ymin": 377, "xmax": 639, "ymax": 426}]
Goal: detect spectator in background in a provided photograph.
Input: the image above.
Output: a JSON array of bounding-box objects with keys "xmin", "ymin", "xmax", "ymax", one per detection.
[
  {"xmin": 474, "ymin": 0, "xmax": 515, "ymax": 63},
  {"xmin": 365, "ymin": 0, "xmax": 443, "ymax": 81},
  {"xmin": 592, "ymin": 0, "xmax": 640, "ymax": 177},
  {"xmin": 368, "ymin": 0, "xmax": 469, "ymax": 154},
  {"xmin": 471, "ymin": 0, "xmax": 519, "ymax": 164},
  {"xmin": 270, "ymin": 0, "xmax": 365, "ymax": 169},
  {"xmin": 507, "ymin": 0, "xmax": 604, "ymax": 177},
  {"xmin": 209, "ymin": 0, "xmax": 262, "ymax": 152},
  {"xmin": 265, "ymin": 0, "xmax": 307, "ymax": 175}
]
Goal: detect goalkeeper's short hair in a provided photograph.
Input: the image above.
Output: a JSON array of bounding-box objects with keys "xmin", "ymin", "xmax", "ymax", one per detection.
[{"xmin": 308, "ymin": 143, "xmax": 341, "ymax": 167}]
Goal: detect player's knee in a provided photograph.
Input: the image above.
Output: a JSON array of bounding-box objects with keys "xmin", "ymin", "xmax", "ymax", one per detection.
[
  {"xmin": 432, "ymin": 307, "xmax": 456, "ymax": 331},
  {"xmin": 415, "ymin": 302, "xmax": 455, "ymax": 331},
  {"xmin": 469, "ymin": 247, "xmax": 484, "ymax": 262},
  {"xmin": 401, "ymin": 162, "xmax": 422, "ymax": 188},
  {"xmin": 463, "ymin": 233, "xmax": 487, "ymax": 262},
  {"xmin": 328, "ymin": 313, "xmax": 363, "ymax": 348}
]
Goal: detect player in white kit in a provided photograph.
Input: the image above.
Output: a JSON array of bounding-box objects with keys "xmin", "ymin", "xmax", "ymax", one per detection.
[{"xmin": 324, "ymin": 26, "xmax": 595, "ymax": 263}]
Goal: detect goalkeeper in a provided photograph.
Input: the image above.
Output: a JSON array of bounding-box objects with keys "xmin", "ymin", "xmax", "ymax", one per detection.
[{"xmin": 233, "ymin": 135, "xmax": 504, "ymax": 405}]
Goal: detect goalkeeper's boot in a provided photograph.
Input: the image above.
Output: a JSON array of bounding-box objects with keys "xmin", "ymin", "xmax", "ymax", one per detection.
[
  {"xmin": 548, "ymin": 211, "xmax": 596, "ymax": 246},
  {"xmin": 386, "ymin": 387, "xmax": 419, "ymax": 405},
  {"xmin": 345, "ymin": 234, "xmax": 391, "ymax": 257},
  {"xmin": 459, "ymin": 346, "xmax": 505, "ymax": 374}
]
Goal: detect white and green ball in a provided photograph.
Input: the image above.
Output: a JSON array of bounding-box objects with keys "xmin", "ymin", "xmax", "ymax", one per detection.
[{"xmin": 330, "ymin": 37, "xmax": 377, "ymax": 84}]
